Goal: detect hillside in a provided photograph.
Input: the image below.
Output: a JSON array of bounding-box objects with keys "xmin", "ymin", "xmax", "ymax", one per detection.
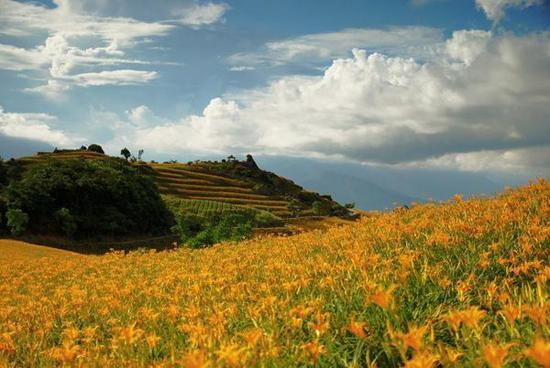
[
  {"xmin": 1, "ymin": 180, "xmax": 548, "ymax": 367},
  {"xmin": 14, "ymin": 150, "xmax": 345, "ymax": 219}
]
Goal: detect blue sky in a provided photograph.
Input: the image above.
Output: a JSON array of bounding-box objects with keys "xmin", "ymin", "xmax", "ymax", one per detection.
[{"xmin": 0, "ymin": 0, "xmax": 549, "ymax": 177}]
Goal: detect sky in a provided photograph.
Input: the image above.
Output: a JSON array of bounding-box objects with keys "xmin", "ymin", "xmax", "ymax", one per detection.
[{"xmin": 0, "ymin": 0, "xmax": 549, "ymax": 178}]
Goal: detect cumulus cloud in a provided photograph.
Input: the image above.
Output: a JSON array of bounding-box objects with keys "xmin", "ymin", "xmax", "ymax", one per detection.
[
  {"xmin": 227, "ymin": 26, "xmax": 444, "ymax": 68},
  {"xmin": 0, "ymin": 105, "xmax": 74, "ymax": 146},
  {"xmin": 173, "ymin": 2, "xmax": 229, "ymax": 28},
  {"xmin": 106, "ymin": 31, "xmax": 550, "ymax": 175},
  {"xmin": 0, "ymin": 0, "xmax": 189, "ymax": 98},
  {"xmin": 475, "ymin": 0, "xmax": 543, "ymax": 22}
]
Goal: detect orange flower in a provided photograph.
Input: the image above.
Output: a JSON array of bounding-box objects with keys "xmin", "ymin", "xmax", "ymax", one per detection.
[
  {"xmin": 404, "ymin": 351, "xmax": 439, "ymax": 368},
  {"xmin": 146, "ymin": 333, "xmax": 161, "ymax": 350},
  {"xmin": 482, "ymin": 343, "xmax": 514, "ymax": 368},
  {"xmin": 523, "ymin": 304, "xmax": 547, "ymax": 326},
  {"xmin": 48, "ymin": 341, "xmax": 81, "ymax": 364},
  {"xmin": 181, "ymin": 349, "xmax": 210, "ymax": 368},
  {"xmin": 445, "ymin": 307, "xmax": 486, "ymax": 332},
  {"xmin": 348, "ymin": 319, "xmax": 367, "ymax": 339},
  {"xmin": 302, "ymin": 341, "xmax": 327, "ymax": 365},
  {"xmin": 370, "ymin": 285, "xmax": 396, "ymax": 310},
  {"xmin": 402, "ymin": 325, "xmax": 427, "ymax": 351},
  {"xmin": 499, "ymin": 304, "xmax": 521, "ymax": 324},
  {"xmin": 524, "ymin": 339, "xmax": 550, "ymax": 368}
]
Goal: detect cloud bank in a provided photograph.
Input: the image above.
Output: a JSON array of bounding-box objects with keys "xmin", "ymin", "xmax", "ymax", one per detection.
[
  {"xmin": 89, "ymin": 30, "xmax": 550, "ymax": 175},
  {"xmin": 0, "ymin": 105, "xmax": 75, "ymax": 146},
  {"xmin": 0, "ymin": 0, "xmax": 227, "ymax": 98},
  {"xmin": 475, "ymin": 0, "xmax": 543, "ymax": 22}
]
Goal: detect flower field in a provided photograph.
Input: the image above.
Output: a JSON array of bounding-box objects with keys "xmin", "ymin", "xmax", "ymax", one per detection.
[{"xmin": 0, "ymin": 180, "xmax": 549, "ymax": 367}]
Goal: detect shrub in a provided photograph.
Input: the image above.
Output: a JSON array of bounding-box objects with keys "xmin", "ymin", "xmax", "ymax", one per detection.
[
  {"xmin": 172, "ymin": 212, "xmax": 254, "ymax": 248},
  {"xmin": 5, "ymin": 158, "xmax": 173, "ymax": 239},
  {"xmin": 0, "ymin": 197, "xmax": 6, "ymax": 233},
  {"xmin": 187, "ymin": 227, "xmax": 215, "ymax": 249},
  {"xmin": 312, "ymin": 201, "xmax": 322, "ymax": 216},
  {"xmin": 214, "ymin": 213, "xmax": 253, "ymax": 241},
  {"xmin": 6, "ymin": 208, "xmax": 29, "ymax": 235},
  {"xmin": 54, "ymin": 207, "xmax": 77, "ymax": 237},
  {"xmin": 254, "ymin": 211, "xmax": 284, "ymax": 227},
  {"xmin": 287, "ymin": 199, "xmax": 302, "ymax": 217},
  {"xmin": 87, "ymin": 144, "xmax": 105, "ymax": 154}
]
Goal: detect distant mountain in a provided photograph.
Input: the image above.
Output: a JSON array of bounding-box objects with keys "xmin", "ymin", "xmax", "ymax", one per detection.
[
  {"xmin": 301, "ymin": 171, "xmax": 418, "ymax": 210},
  {"xmin": 257, "ymin": 156, "xmax": 527, "ymax": 210},
  {"xmin": 0, "ymin": 134, "xmax": 53, "ymax": 159}
]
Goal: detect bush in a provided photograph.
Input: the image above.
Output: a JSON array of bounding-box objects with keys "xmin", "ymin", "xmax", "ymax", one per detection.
[
  {"xmin": 87, "ymin": 144, "xmax": 105, "ymax": 154},
  {"xmin": 287, "ymin": 199, "xmax": 302, "ymax": 217},
  {"xmin": 254, "ymin": 211, "xmax": 284, "ymax": 227},
  {"xmin": 5, "ymin": 158, "xmax": 173, "ymax": 239},
  {"xmin": 6, "ymin": 208, "xmax": 28, "ymax": 235},
  {"xmin": 54, "ymin": 207, "xmax": 77, "ymax": 237},
  {"xmin": 312, "ymin": 201, "xmax": 322, "ymax": 216},
  {"xmin": 173, "ymin": 212, "xmax": 254, "ymax": 248},
  {"xmin": 187, "ymin": 227, "xmax": 216, "ymax": 249},
  {"xmin": 0, "ymin": 199, "xmax": 5, "ymax": 234}
]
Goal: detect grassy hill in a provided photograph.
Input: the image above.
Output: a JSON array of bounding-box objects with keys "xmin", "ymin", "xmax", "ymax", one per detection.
[
  {"xmin": 1, "ymin": 180, "xmax": 548, "ymax": 366},
  {"xmin": 14, "ymin": 150, "xmax": 346, "ymax": 220}
]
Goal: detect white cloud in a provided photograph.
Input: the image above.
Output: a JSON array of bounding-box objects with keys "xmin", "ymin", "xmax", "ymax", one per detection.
[
  {"xmin": 227, "ymin": 26, "xmax": 444, "ymax": 68},
  {"xmin": 109, "ymin": 31, "xmax": 550, "ymax": 175},
  {"xmin": 229, "ymin": 66, "xmax": 255, "ymax": 72},
  {"xmin": 0, "ymin": 43, "xmax": 48, "ymax": 70},
  {"xmin": 0, "ymin": 105, "xmax": 74, "ymax": 146},
  {"xmin": 67, "ymin": 69, "xmax": 158, "ymax": 86},
  {"xmin": 407, "ymin": 146, "xmax": 550, "ymax": 176},
  {"xmin": 475, "ymin": 0, "xmax": 543, "ymax": 22},
  {"xmin": 445, "ymin": 30, "xmax": 491, "ymax": 65},
  {"xmin": 126, "ymin": 105, "xmax": 165, "ymax": 128},
  {"xmin": 173, "ymin": 2, "xmax": 229, "ymax": 28},
  {"xmin": 0, "ymin": 0, "xmax": 179, "ymax": 97}
]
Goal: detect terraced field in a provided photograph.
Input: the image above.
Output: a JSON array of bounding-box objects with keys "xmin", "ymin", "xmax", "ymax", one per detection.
[
  {"xmin": 151, "ymin": 164, "xmax": 291, "ymax": 217},
  {"xmin": 15, "ymin": 151, "xmax": 292, "ymax": 217}
]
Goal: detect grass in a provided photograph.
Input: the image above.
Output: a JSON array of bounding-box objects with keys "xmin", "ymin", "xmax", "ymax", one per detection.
[
  {"xmin": 163, "ymin": 196, "xmax": 284, "ymax": 228},
  {"xmin": 0, "ymin": 180, "xmax": 548, "ymax": 367}
]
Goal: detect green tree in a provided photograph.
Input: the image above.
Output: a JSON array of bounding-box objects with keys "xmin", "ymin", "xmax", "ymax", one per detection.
[
  {"xmin": 120, "ymin": 147, "xmax": 131, "ymax": 161},
  {"xmin": 55, "ymin": 207, "xmax": 77, "ymax": 237},
  {"xmin": 287, "ymin": 199, "xmax": 302, "ymax": 217},
  {"xmin": 5, "ymin": 158, "xmax": 173, "ymax": 239},
  {"xmin": 6, "ymin": 208, "xmax": 28, "ymax": 235},
  {"xmin": 312, "ymin": 201, "xmax": 322, "ymax": 216},
  {"xmin": 345, "ymin": 202, "xmax": 355, "ymax": 209},
  {"xmin": 87, "ymin": 144, "xmax": 105, "ymax": 154}
]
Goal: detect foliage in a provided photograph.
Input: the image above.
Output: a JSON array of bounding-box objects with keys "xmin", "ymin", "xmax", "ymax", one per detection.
[
  {"xmin": 120, "ymin": 147, "xmax": 131, "ymax": 160},
  {"xmin": 311, "ymin": 200, "xmax": 331, "ymax": 216},
  {"xmin": 87, "ymin": 144, "xmax": 105, "ymax": 154},
  {"xmin": 287, "ymin": 198, "xmax": 302, "ymax": 217},
  {"xmin": 4, "ymin": 158, "xmax": 173, "ymax": 239},
  {"xmin": 173, "ymin": 211, "xmax": 254, "ymax": 248},
  {"xmin": 344, "ymin": 202, "xmax": 355, "ymax": 209},
  {"xmin": 0, "ymin": 157, "xmax": 7, "ymax": 187},
  {"xmin": 0, "ymin": 195, "xmax": 6, "ymax": 232},
  {"xmin": 163, "ymin": 196, "xmax": 283, "ymax": 228},
  {"xmin": 0, "ymin": 180, "xmax": 548, "ymax": 366},
  {"xmin": 6, "ymin": 208, "xmax": 29, "ymax": 235},
  {"xmin": 54, "ymin": 207, "xmax": 77, "ymax": 237}
]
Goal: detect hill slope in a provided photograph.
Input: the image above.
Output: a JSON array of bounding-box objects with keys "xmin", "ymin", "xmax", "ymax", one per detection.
[
  {"xmin": 14, "ymin": 150, "xmax": 346, "ymax": 219},
  {"xmin": 1, "ymin": 180, "xmax": 548, "ymax": 366}
]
